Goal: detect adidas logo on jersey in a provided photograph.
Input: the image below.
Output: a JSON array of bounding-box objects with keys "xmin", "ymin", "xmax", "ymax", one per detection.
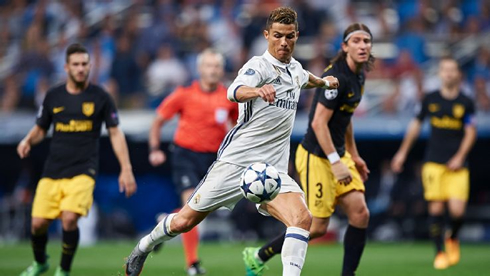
[{"xmin": 271, "ymin": 77, "xmax": 281, "ymax": 85}]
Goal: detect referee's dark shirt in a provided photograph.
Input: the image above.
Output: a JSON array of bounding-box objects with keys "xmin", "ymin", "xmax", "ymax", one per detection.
[
  {"xmin": 302, "ymin": 59, "xmax": 365, "ymax": 158},
  {"xmin": 36, "ymin": 83, "xmax": 119, "ymax": 179}
]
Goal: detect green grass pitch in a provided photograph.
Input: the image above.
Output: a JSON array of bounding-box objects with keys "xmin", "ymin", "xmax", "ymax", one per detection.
[{"xmin": 1, "ymin": 241, "xmax": 489, "ymax": 275}]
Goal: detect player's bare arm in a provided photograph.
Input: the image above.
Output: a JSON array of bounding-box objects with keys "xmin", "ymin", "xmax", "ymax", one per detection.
[
  {"xmin": 447, "ymin": 124, "xmax": 477, "ymax": 171},
  {"xmin": 305, "ymin": 73, "xmax": 339, "ymax": 89},
  {"xmin": 311, "ymin": 103, "xmax": 352, "ymax": 185},
  {"xmin": 108, "ymin": 126, "xmax": 137, "ymax": 197},
  {"xmin": 17, "ymin": 125, "xmax": 47, "ymax": 159},
  {"xmin": 345, "ymin": 121, "xmax": 370, "ymax": 181},
  {"xmin": 234, "ymin": 84, "xmax": 276, "ymax": 103},
  {"xmin": 391, "ymin": 119, "xmax": 422, "ymax": 173},
  {"xmin": 148, "ymin": 114, "xmax": 168, "ymax": 166}
]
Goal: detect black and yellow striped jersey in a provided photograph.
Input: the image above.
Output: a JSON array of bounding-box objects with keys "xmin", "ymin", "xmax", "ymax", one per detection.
[
  {"xmin": 416, "ymin": 90, "xmax": 475, "ymax": 165},
  {"xmin": 301, "ymin": 58, "xmax": 365, "ymax": 158},
  {"xmin": 36, "ymin": 83, "xmax": 119, "ymax": 179}
]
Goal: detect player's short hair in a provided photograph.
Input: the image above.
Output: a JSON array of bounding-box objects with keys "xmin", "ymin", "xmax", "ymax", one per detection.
[
  {"xmin": 266, "ymin": 7, "xmax": 298, "ymax": 31},
  {"xmin": 439, "ymin": 56, "xmax": 461, "ymax": 71},
  {"xmin": 331, "ymin": 23, "xmax": 375, "ymax": 71},
  {"xmin": 66, "ymin": 43, "xmax": 89, "ymax": 63},
  {"xmin": 197, "ymin": 48, "xmax": 225, "ymax": 68}
]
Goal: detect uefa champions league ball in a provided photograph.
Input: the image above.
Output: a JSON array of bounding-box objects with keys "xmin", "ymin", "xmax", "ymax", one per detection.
[{"xmin": 239, "ymin": 162, "xmax": 281, "ymax": 203}]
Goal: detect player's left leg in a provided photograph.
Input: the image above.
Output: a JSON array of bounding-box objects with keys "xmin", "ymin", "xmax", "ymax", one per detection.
[
  {"xmin": 56, "ymin": 211, "xmax": 81, "ymax": 276},
  {"xmin": 261, "ymin": 192, "xmax": 312, "ymax": 276},
  {"xmin": 444, "ymin": 167, "xmax": 469, "ymax": 266},
  {"xmin": 243, "ymin": 216, "xmax": 330, "ymax": 276},
  {"xmin": 57, "ymin": 174, "xmax": 96, "ymax": 276},
  {"xmin": 337, "ymin": 190, "xmax": 369, "ymax": 276},
  {"xmin": 445, "ymin": 198, "xmax": 466, "ymax": 266}
]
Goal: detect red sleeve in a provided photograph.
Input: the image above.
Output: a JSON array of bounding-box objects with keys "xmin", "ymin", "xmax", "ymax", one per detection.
[
  {"xmin": 156, "ymin": 87, "xmax": 185, "ymax": 119},
  {"xmin": 229, "ymin": 101, "xmax": 239, "ymax": 122}
]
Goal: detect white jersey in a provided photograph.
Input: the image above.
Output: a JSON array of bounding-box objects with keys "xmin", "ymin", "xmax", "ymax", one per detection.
[{"xmin": 218, "ymin": 50, "xmax": 309, "ymax": 173}]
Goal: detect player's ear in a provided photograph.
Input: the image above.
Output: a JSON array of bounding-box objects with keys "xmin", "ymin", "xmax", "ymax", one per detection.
[
  {"xmin": 341, "ymin": 42, "xmax": 348, "ymax": 53},
  {"xmin": 263, "ymin": 29, "xmax": 269, "ymax": 39},
  {"xmin": 63, "ymin": 63, "xmax": 68, "ymax": 74}
]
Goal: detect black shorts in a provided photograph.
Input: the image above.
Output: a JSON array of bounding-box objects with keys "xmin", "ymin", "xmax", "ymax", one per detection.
[{"xmin": 171, "ymin": 145, "xmax": 216, "ymax": 194}]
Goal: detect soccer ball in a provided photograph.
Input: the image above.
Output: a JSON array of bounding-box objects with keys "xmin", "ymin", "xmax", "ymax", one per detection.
[{"xmin": 239, "ymin": 162, "xmax": 281, "ymax": 203}]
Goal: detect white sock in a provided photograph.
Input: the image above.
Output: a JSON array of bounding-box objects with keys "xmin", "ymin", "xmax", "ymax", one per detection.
[
  {"xmin": 138, "ymin": 213, "xmax": 177, "ymax": 252},
  {"xmin": 281, "ymin": 227, "xmax": 309, "ymax": 276}
]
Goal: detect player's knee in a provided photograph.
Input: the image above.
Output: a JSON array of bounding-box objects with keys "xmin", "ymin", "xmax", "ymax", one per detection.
[
  {"xmin": 291, "ymin": 211, "xmax": 312, "ymax": 231},
  {"xmin": 31, "ymin": 219, "xmax": 50, "ymax": 234},
  {"xmin": 171, "ymin": 215, "xmax": 197, "ymax": 233},
  {"xmin": 309, "ymin": 224, "xmax": 327, "ymax": 239},
  {"xmin": 350, "ymin": 206, "xmax": 370, "ymax": 228},
  {"xmin": 62, "ymin": 217, "xmax": 79, "ymax": 231},
  {"xmin": 450, "ymin": 209, "xmax": 465, "ymax": 219}
]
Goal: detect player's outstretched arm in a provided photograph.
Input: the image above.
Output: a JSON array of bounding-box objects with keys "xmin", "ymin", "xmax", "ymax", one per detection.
[
  {"xmin": 447, "ymin": 124, "xmax": 477, "ymax": 171},
  {"xmin": 231, "ymin": 84, "xmax": 276, "ymax": 103},
  {"xmin": 346, "ymin": 121, "xmax": 370, "ymax": 181},
  {"xmin": 391, "ymin": 119, "xmax": 422, "ymax": 173},
  {"xmin": 17, "ymin": 125, "xmax": 47, "ymax": 159},
  {"xmin": 108, "ymin": 127, "xmax": 137, "ymax": 197},
  {"xmin": 304, "ymin": 72, "xmax": 339, "ymax": 89},
  {"xmin": 148, "ymin": 115, "xmax": 168, "ymax": 167}
]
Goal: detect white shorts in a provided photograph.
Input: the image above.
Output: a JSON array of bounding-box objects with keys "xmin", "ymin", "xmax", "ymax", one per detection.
[{"xmin": 187, "ymin": 160, "xmax": 303, "ymax": 213}]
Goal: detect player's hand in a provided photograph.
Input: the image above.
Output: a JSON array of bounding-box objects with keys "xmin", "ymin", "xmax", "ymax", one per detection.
[
  {"xmin": 331, "ymin": 161, "xmax": 352, "ymax": 185},
  {"xmin": 17, "ymin": 140, "xmax": 31, "ymax": 159},
  {"xmin": 322, "ymin": 76, "xmax": 339, "ymax": 89},
  {"xmin": 119, "ymin": 169, "xmax": 137, "ymax": 198},
  {"xmin": 256, "ymin": 84, "xmax": 276, "ymax": 104},
  {"xmin": 391, "ymin": 152, "xmax": 406, "ymax": 173},
  {"xmin": 447, "ymin": 154, "xmax": 464, "ymax": 171},
  {"xmin": 352, "ymin": 155, "xmax": 370, "ymax": 182},
  {"xmin": 149, "ymin": 150, "xmax": 166, "ymax": 166}
]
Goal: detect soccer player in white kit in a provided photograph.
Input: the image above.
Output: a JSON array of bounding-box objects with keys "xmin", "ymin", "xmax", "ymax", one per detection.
[{"xmin": 125, "ymin": 7, "xmax": 339, "ymax": 276}]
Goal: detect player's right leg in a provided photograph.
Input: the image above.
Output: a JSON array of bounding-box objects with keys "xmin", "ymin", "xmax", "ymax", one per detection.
[
  {"xmin": 20, "ymin": 218, "xmax": 52, "ymax": 276},
  {"xmin": 422, "ymin": 163, "xmax": 450, "ymax": 269},
  {"xmin": 21, "ymin": 178, "xmax": 59, "ymax": 276},
  {"xmin": 126, "ymin": 160, "xmax": 244, "ymax": 276},
  {"xmin": 180, "ymin": 189, "xmax": 206, "ymax": 275},
  {"xmin": 125, "ymin": 205, "xmax": 210, "ymax": 276}
]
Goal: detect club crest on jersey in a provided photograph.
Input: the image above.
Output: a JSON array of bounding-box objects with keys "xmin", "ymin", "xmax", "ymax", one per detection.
[
  {"xmin": 244, "ymin": 68, "xmax": 255, "ymax": 75},
  {"xmin": 429, "ymin": 103, "xmax": 440, "ymax": 113},
  {"xmin": 82, "ymin": 102, "xmax": 94, "ymax": 117},
  {"xmin": 325, "ymin": 89, "xmax": 338, "ymax": 100},
  {"xmin": 453, "ymin": 104, "xmax": 465, "ymax": 118}
]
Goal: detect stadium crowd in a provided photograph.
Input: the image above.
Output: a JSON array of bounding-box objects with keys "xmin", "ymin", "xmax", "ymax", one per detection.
[{"xmin": 1, "ymin": 0, "xmax": 490, "ymax": 113}]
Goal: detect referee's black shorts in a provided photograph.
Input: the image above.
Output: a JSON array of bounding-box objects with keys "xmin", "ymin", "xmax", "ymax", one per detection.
[{"xmin": 171, "ymin": 145, "xmax": 216, "ymax": 194}]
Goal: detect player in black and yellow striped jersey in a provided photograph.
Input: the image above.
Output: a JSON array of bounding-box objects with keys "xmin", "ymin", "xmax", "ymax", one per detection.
[
  {"xmin": 392, "ymin": 57, "xmax": 477, "ymax": 270},
  {"xmin": 243, "ymin": 23, "xmax": 374, "ymax": 276},
  {"xmin": 17, "ymin": 43, "xmax": 137, "ymax": 276}
]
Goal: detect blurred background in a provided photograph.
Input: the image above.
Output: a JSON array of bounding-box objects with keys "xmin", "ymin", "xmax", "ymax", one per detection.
[{"xmin": 0, "ymin": 0, "xmax": 490, "ymax": 247}]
